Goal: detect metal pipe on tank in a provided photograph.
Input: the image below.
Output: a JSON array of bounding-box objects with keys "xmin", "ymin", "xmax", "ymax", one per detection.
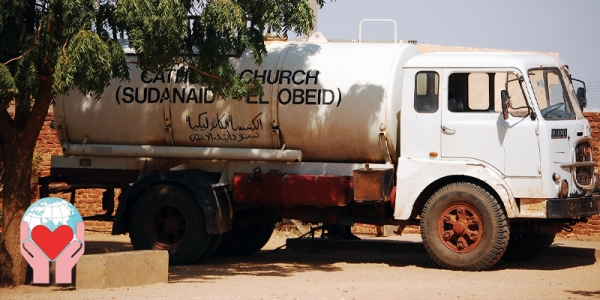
[
  {"xmin": 63, "ymin": 144, "xmax": 303, "ymax": 162},
  {"xmin": 308, "ymin": 0, "xmax": 319, "ymax": 38},
  {"xmin": 359, "ymin": 19, "xmax": 397, "ymax": 43}
]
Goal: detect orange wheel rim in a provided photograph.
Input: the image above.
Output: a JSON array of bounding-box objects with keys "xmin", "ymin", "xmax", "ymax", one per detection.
[{"xmin": 437, "ymin": 203, "xmax": 483, "ymax": 253}]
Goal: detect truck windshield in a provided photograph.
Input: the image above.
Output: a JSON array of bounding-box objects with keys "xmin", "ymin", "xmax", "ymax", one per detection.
[{"xmin": 528, "ymin": 68, "xmax": 578, "ymax": 120}]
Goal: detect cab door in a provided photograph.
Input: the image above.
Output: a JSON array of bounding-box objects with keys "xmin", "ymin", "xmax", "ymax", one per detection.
[
  {"xmin": 440, "ymin": 69, "xmax": 542, "ymax": 181},
  {"xmin": 440, "ymin": 70, "xmax": 505, "ymax": 173},
  {"xmin": 500, "ymin": 71, "xmax": 542, "ymax": 178}
]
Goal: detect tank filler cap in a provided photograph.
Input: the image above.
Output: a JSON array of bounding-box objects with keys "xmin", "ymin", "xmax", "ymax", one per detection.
[{"xmin": 307, "ymin": 32, "xmax": 328, "ymax": 43}]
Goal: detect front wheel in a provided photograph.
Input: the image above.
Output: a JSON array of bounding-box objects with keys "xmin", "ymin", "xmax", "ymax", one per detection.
[{"xmin": 420, "ymin": 182, "xmax": 509, "ymax": 271}]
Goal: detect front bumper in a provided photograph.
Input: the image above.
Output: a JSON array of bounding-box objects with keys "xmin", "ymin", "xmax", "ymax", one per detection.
[{"xmin": 546, "ymin": 195, "xmax": 600, "ymax": 218}]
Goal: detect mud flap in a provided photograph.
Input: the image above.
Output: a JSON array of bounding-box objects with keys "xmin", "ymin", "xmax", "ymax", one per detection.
[{"xmin": 112, "ymin": 170, "xmax": 232, "ymax": 235}]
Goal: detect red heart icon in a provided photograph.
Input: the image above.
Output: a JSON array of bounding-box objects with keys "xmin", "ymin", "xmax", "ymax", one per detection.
[{"xmin": 31, "ymin": 225, "xmax": 74, "ymax": 260}]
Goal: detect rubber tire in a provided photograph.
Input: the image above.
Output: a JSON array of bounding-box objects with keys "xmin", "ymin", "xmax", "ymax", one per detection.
[
  {"xmin": 420, "ymin": 182, "xmax": 510, "ymax": 271},
  {"xmin": 501, "ymin": 233, "xmax": 555, "ymax": 262},
  {"xmin": 244, "ymin": 219, "xmax": 276, "ymax": 255},
  {"xmin": 197, "ymin": 234, "xmax": 223, "ymax": 262},
  {"xmin": 215, "ymin": 219, "xmax": 275, "ymax": 256},
  {"xmin": 129, "ymin": 183, "xmax": 211, "ymax": 265}
]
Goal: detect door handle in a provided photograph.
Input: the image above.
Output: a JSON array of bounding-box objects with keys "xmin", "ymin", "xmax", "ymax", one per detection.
[{"xmin": 442, "ymin": 125, "xmax": 456, "ymax": 134}]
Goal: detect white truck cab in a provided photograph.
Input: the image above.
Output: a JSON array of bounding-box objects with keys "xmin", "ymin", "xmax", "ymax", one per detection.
[
  {"xmin": 394, "ymin": 52, "xmax": 597, "ymax": 269},
  {"xmin": 398, "ymin": 52, "xmax": 595, "ymax": 219}
]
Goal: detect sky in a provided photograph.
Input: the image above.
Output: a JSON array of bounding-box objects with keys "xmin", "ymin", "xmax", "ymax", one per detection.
[{"xmin": 311, "ymin": 0, "xmax": 600, "ymax": 110}]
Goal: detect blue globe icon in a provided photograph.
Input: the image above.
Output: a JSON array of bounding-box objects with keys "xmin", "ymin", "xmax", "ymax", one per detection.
[{"xmin": 21, "ymin": 197, "xmax": 83, "ymax": 238}]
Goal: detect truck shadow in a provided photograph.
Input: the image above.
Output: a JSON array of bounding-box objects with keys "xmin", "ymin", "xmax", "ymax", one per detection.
[
  {"xmin": 81, "ymin": 232, "xmax": 597, "ymax": 282},
  {"xmin": 168, "ymin": 239, "xmax": 597, "ymax": 283},
  {"xmin": 168, "ymin": 249, "xmax": 437, "ymax": 283},
  {"xmin": 84, "ymin": 240, "xmax": 134, "ymax": 255},
  {"xmin": 83, "ymin": 230, "xmax": 134, "ymax": 255}
]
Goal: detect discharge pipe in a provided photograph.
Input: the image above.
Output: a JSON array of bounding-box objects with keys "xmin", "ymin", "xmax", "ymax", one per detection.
[{"xmin": 63, "ymin": 144, "xmax": 303, "ymax": 162}]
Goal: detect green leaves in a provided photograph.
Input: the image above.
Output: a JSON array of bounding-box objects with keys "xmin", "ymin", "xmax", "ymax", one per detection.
[
  {"xmin": 1, "ymin": 0, "xmax": 326, "ymax": 107},
  {"xmin": 54, "ymin": 31, "xmax": 128, "ymax": 98},
  {"xmin": 173, "ymin": 0, "xmax": 322, "ymax": 100},
  {"xmin": 0, "ymin": 64, "xmax": 17, "ymax": 108},
  {"xmin": 61, "ymin": 0, "xmax": 96, "ymax": 37},
  {"xmin": 115, "ymin": 0, "xmax": 188, "ymax": 74},
  {"xmin": 203, "ymin": 0, "xmax": 246, "ymax": 35}
]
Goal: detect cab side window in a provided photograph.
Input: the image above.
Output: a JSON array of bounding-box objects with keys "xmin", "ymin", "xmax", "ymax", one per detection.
[
  {"xmin": 448, "ymin": 72, "xmax": 501, "ymax": 113},
  {"xmin": 414, "ymin": 71, "xmax": 439, "ymax": 113}
]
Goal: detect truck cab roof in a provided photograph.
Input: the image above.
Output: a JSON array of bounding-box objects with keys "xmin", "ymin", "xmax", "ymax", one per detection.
[{"xmin": 405, "ymin": 52, "xmax": 564, "ymax": 70}]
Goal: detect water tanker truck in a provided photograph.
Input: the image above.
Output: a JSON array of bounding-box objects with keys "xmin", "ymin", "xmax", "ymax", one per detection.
[{"xmin": 40, "ymin": 33, "xmax": 600, "ymax": 271}]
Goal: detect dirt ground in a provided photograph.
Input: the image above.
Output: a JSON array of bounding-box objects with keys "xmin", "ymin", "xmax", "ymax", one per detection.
[{"xmin": 2, "ymin": 229, "xmax": 600, "ymax": 300}]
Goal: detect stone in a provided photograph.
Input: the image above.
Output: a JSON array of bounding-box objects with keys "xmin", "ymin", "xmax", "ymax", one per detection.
[{"xmin": 76, "ymin": 250, "xmax": 168, "ymax": 289}]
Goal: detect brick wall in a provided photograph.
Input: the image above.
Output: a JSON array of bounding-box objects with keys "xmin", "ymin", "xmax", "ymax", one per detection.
[
  {"xmin": 574, "ymin": 113, "xmax": 600, "ymax": 239},
  {"xmin": 35, "ymin": 113, "xmax": 116, "ymax": 231},
  {"xmin": 2, "ymin": 112, "xmax": 600, "ymax": 236},
  {"xmin": 584, "ymin": 112, "xmax": 600, "ymax": 160}
]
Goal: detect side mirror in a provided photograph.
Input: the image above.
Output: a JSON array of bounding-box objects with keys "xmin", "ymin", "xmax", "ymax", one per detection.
[
  {"xmin": 577, "ymin": 87, "xmax": 587, "ymax": 109},
  {"xmin": 501, "ymin": 90, "xmax": 509, "ymax": 120},
  {"xmin": 530, "ymin": 111, "xmax": 537, "ymax": 121}
]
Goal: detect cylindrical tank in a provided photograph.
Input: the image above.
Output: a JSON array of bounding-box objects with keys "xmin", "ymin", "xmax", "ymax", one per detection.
[{"xmin": 54, "ymin": 39, "xmax": 419, "ymax": 163}]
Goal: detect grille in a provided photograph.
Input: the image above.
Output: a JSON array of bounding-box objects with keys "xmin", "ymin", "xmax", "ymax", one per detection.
[{"xmin": 575, "ymin": 142, "xmax": 593, "ymax": 186}]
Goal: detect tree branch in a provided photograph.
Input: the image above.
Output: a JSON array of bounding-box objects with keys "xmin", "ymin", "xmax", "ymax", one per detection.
[
  {"xmin": 22, "ymin": 77, "xmax": 53, "ymax": 143},
  {"xmin": 61, "ymin": 38, "xmax": 69, "ymax": 59},
  {"xmin": 173, "ymin": 59, "xmax": 229, "ymax": 82},
  {"xmin": 3, "ymin": 45, "xmax": 40, "ymax": 65}
]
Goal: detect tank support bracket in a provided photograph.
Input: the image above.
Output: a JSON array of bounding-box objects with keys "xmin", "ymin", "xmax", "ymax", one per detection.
[{"xmin": 378, "ymin": 131, "xmax": 397, "ymax": 164}]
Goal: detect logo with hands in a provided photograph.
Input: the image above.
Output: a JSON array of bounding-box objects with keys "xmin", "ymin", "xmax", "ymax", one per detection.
[{"xmin": 20, "ymin": 197, "xmax": 85, "ymax": 284}]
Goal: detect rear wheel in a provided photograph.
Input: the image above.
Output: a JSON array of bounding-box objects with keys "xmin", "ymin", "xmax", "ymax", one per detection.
[
  {"xmin": 502, "ymin": 233, "xmax": 555, "ymax": 262},
  {"xmin": 129, "ymin": 183, "xmax": 212, "ymax": 265},
  {"xmin": 215, "ymin": 218, "xmax": 275, "ymax": 256},
  {"xmin": 245, "ymin": 219, "xmax": 276, "ymax": 254},
  {"xmin": 198, "ymin": 234, "xmax": 223, "ymax": 262},
  {"xmin": 420, "ymin": 182, "xmax": 510, "ymax": 271}
]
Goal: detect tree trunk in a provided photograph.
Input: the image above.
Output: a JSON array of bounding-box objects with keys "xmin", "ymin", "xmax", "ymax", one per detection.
[
  {"xmin": 0, "ymin": 78, "xmax": 53, "ymax": 287},
  {"xmin": 0, "ymin": 141, "xmax": 34, "ymax": 286}
]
